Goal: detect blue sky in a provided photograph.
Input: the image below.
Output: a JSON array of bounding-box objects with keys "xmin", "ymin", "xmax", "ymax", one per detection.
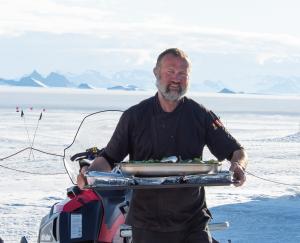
[{"xmin": 1, "ymin": 0, "xmax": 300, "ymax": 90}]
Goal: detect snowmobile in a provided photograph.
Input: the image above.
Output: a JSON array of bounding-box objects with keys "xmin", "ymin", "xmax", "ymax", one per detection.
[{"xmin": 34, "ymin": 111, "xmax": 232, "ymax": 243}]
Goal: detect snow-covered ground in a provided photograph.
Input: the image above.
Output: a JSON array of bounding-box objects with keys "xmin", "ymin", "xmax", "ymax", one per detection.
[{"xmin": 0, "ymin": 87, "xmax": 299, "ymax": 242}]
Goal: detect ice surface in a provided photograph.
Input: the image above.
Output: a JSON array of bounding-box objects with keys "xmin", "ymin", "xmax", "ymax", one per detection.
[{"xmin": 0, "ymin": 87, "xmax": 299, "ymax": 242}]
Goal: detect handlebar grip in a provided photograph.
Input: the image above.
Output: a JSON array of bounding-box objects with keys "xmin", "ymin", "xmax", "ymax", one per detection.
[
  {"xmin": 79, "ymin": 160, "xmax": 91, "ymax": 169},
  {"xmin": 70, "ymin": 151, "xmax": 89, "ymax": 161},
  {"xmin": 70, "ymin": 147, "xmax": 104, "ymax": 161}
]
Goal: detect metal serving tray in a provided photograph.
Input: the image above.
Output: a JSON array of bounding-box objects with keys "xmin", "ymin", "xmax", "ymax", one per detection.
[
  {"xmin": 119, "ymin": 162, "xmax": 221, "ymax": 177},
  {"xmin": 85, "ymin": 171, "xmax": 232, "ymax": 190}
]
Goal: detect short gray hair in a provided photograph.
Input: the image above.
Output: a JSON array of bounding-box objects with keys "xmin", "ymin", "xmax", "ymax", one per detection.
[{"xmin": 155, "ymin": 48, "xmax": 191, "ymax": 69}]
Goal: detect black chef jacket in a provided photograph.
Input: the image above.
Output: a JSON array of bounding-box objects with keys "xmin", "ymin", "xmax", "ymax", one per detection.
[{"xmin": 104, "ymin": 93, "xmax": 242, "ymax": 232}]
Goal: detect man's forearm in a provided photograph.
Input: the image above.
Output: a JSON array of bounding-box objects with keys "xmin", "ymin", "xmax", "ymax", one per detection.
[
  {"xmin": 230, "ymin": 149, "xmax": 248, "ymax": 170},
  {"xmin": 77, "ymin": 156, "xmax": 112, "ymax": 189},
  {"xmin": 88, "ymin": 156, "xmax": 112, "ymax": 172}
]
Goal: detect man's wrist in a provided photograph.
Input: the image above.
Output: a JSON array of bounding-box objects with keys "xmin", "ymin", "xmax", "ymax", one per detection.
[
  {"xmin": 79, "ymin": 165, "xmax": 89, "ymax": 173},
  {"xmin": 231, "ymin": 161, "xmax": 246, "ymax": 171}
]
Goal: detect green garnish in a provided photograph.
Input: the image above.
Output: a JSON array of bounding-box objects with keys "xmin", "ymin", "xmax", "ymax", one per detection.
[{"xmin": 127, "ymin": 157, "xmax": 219, "ymax": 164}]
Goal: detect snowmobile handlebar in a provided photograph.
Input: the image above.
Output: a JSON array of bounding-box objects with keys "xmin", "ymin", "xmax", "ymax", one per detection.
[{"xmin": 70, "ymin": 147, "xmax": 103, "ymax": 162}]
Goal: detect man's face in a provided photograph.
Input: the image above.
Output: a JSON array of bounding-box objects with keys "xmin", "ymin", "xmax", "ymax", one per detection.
[{"xmin": 154, "ymin": 54, "xmax": 190, "ymax": 101}]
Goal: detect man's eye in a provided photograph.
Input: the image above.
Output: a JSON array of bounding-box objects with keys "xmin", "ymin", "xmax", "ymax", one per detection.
[{"xmin": 179, "ymin": 73, "xmax": 188, "ymax": 77}]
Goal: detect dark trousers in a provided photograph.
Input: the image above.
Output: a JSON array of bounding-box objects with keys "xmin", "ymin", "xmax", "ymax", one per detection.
[{"xmin": 132, "ymin": 226, "xmax": 218, "ymax": 243}]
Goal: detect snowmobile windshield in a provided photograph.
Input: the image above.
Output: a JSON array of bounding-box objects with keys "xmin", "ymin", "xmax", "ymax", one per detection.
[{"xmin": 63, "ymin": 110, "xmax": 123, "ymax": 184}]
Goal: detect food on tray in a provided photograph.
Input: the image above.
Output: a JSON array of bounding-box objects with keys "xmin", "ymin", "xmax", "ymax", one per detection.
[{"xmin": 127, "ymin": 157, "xmax": 219, "ymax": 164}]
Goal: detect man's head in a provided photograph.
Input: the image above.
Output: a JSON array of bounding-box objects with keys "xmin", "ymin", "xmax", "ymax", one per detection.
[{"xmin": 154, "ymin": 48, "xmax": 191, "ymax": 102}]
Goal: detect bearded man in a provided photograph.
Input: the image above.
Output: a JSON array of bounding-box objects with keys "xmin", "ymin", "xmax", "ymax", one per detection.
[{"xmin": 78, "ymin": 48, "xmax": 247, "ymax": 243}]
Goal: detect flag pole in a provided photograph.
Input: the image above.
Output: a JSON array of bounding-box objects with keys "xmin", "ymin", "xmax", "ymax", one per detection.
[{"xmin": 28, "ymin": 112, "xmax": 43, "ymax": 160}]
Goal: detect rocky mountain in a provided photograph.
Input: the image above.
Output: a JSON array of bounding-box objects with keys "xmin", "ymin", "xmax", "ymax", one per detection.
[
  {"xmin": 219, "ymin": 88, "xmax": 235, "ymax": 94},
  {"xmin": 111, "ymin": 70, "xmax": 154, "ymax": 90},
  {"xmin": 190, "ymin": 80, "xmax": 227, "ymax": 92},
  {"xmin": 255, "ymin": 76, "xmax": 300, "ymax": 94},
  {"xmin": 18, "ymin": 77, "xmax": 47, "ymax": 87},
  {"xmin": 66, "ymin": 70, "xmax": 112, "ymax": 88},
  {"xmin": 0, "ymin": 78, "xmax": 18, "ymax": 86},
  {"xmin": 29, "ymin": 70, "xmax": 46, "ymax": 82},
  {"xmin": 237, "ymin": 75, "xmax": 300, "ymax": 94},
  {"xmin": 65, "ymin": 69, "xmax": 154, "ymax": 90},
  {"xmin": 44, "ymin": 72, "xmax": 74, "ymax": 87},
  {"xmin": 107, "ymin": 84, "xmax": 140, "ymax": 91},
  {"xmin": 77, "ymin": 83, "xmax": 93, "ymax": 89},
  {"xmin": 1, "ymin": 70, "xmax": 300, "ymax": 94},
  {"xmin": 0, "ymin": 71, "xmax": 74, "ymax": 88}
]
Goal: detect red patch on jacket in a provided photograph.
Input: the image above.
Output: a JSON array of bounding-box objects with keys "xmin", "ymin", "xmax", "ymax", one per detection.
[{"xmin": 212, "ymin": 119, "xmax": 223, "ymax": 130}]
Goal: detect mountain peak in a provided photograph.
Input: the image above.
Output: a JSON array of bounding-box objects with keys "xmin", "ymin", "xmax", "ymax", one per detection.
[
  {"xmin": 78, "ymin": 83, "xmax": 93, "ymax": 89},
  {"xmin": 30, "ymin": 70, "xmax": 40, "ymax": 75},
  {"xmin": 28, "ymin": 70, "xmax": 45, "ymax": 81},
  {"xmin": 44, "ymin": 72, "xmax": 74, "ymax": 87},
  {"xmin": 46, "ymin": 72, "xmax": 65, "ymax": 79},
  {"xmin": 219, "ymin": 88, "xmax": 235, "ymax": 94}
]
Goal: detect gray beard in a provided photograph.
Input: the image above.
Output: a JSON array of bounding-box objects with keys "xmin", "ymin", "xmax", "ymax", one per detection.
[{"xmin": 156, "ymin": 80, "xmax": 188, "ymax": 102}]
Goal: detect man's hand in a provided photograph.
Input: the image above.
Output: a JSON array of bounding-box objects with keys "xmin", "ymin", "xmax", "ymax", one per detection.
[
  {"xmin": 229, "ymin": 162, "xmax": 246, "ymax": 187},
  {"xmin": 76, "ymin": 156, "xmax": 112, "ymax": 189},
  {"xmin": 230, "ymin": 149, "xmax": 248, "ymax": 187},
  {"xmin": 77, "ymin": 165, "xmax": 89, "ymax": 189}
]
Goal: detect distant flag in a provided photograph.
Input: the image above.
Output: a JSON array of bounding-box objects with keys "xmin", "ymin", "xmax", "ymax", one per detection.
[
  {"xmin": 16, "ymin": 106, "xmax": 19, "ymax": 112},
  {"xmin": 42, "ymin": 108, "xmax": 46, "ymax": 112},
  {"xmin": 30, "ymin": 107, "xmax": 33, "ymax": 111},
  {"xmin": 21, "ymin": 110, "xmax": 24, "ymax": 117}
]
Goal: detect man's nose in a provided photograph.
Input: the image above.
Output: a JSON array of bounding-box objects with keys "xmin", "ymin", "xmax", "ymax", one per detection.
[
  {"xmin": 171, "ymin": 73, "xmax": 182, "ymax": 82},
  {"xmin": 172, "ymin": 77, "xmax": 181, "ymax": 83}
]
